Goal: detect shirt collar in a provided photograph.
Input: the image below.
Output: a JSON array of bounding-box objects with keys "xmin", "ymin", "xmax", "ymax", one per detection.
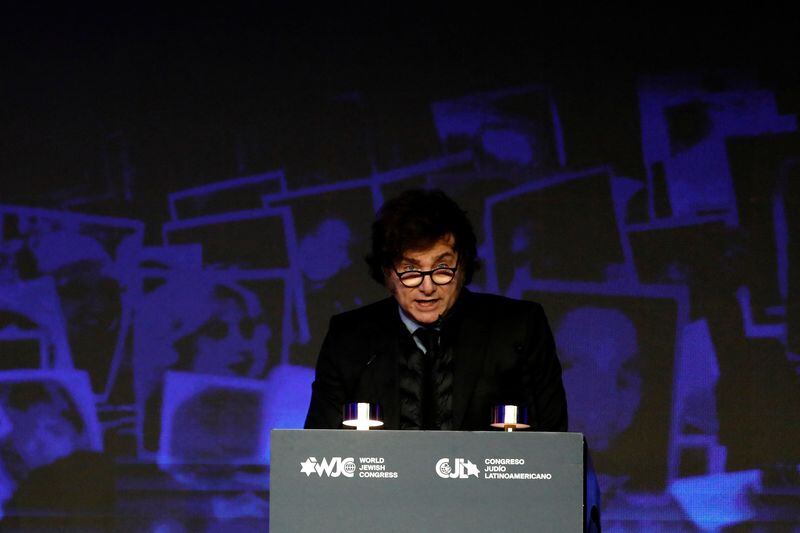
[{"xmin": 397, "ymin": 305, "xmax": 427, "ymax": 335}]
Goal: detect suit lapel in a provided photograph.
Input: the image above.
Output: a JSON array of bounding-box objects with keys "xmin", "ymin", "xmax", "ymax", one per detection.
[
  {"xmin": 364, "ymin": 300, "xmax": 402, "ymax": 430},
  {"xmin": 451, "ymin": 291, "xmax": 491, "ymax": 430},
  {"xmin": 362, "ymin": 292, "xmax": 492, "ymax": 431}
]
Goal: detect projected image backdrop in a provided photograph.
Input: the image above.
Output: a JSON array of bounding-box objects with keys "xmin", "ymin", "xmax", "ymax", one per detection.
[{"xmin": 1, "ymin": 19, "xmax": 798, "ymax": 531}]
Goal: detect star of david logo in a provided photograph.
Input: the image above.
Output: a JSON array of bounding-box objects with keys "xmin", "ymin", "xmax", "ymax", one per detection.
[{"xmin": 300, "ymin": 457, "xmax": 317, "ymax": 476}]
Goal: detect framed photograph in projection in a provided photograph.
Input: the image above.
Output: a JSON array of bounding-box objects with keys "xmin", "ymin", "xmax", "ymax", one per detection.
[
  {"xmin": 0, "ymin": 370, "xmax": 103, "ymax": 467},
  {"xmin": 0, "ymin": 206, "xmax": 144, "ymax": 402},
  {"xmin": 519, "ymin": 281, "xmax": 688, "ymax": 492},
  {"xmin": 484, "ymin": 167, "xmax": 632, "ymax": 294},
  {"xmin": 263, "ymin": 181, "xmax": 386, "ymax": 367},
  {"xmin": 726, "ymin": 132, "xmax": 800, "ymax": 323},
  {"xmin": 162, "ymin": 207, "xmax": 308, "ymax": 346},
  {"xmin": 158, "ymin": 371, "xmax": 269, "ymax": 469},
  {"xmin": 162, "ymin": 207, "xmax": 293, "ymax": 271},
  {"xmin": 132, "ymin": 269, "xmax": 289, "ymax": 458},
  {"xmin": 430, "ymin": 84, "xmax": 566, "ymax": 174}
]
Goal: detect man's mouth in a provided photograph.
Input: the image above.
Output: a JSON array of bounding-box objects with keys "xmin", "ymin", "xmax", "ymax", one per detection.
[{"xmin": 415, "ymin": 299, "xmax": 439, "ymax": 308}]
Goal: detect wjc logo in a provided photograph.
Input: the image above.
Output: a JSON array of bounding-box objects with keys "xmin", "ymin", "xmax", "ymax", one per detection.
[
  {"xmin": 435, "ymin": 458, "xmax": 480, "ymax": 479},
  {"xmin": 300, "ymin": 457, "xmax": 356, "ymax": 478}
]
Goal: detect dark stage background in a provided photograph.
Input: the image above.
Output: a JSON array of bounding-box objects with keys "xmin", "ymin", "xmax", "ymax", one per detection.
[{"xmin": 1, "ymin": 6, "xmax": 799, "ymax": 531}]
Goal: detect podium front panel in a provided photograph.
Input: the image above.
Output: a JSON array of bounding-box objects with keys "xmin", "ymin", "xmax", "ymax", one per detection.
[{"xmin": 270, "ymin": 430, "xmax": 584, "ymax": 532}]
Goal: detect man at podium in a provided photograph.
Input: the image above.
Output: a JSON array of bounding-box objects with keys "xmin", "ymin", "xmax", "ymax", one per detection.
[{"xmin": 304, "ymin": 189, "xmax": 568, "ymax": 432}]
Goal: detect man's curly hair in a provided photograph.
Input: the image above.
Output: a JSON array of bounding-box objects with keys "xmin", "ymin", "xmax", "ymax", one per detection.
[{"xmin": 365, "ymin": 189, "xmax": 479, "ymax": 286}]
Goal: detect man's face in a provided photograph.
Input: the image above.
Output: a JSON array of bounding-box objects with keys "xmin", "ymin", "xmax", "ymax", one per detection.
[
  {"xmin": 192, "ymin": 296, "xmax": 270, "ymax": 377},
  {"xmin": 385, "ymin": 234, "xmax": 464, "ymax": 325},
  {"xmin": 8, "ymin": 402, "xmax": 82, "ymax": 471}
]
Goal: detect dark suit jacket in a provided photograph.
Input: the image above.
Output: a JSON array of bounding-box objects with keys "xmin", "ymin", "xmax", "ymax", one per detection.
[{"xmin": 304, "ymin": 289, "xmax": 568, "ymax": 431}]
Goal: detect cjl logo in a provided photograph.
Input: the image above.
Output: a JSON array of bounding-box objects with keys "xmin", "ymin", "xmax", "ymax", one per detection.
[
  {"xmin": 300, "ymin": 457, "xmax": 356, "ymax": 478},
  {"xmin": 435, "ymin": 457, "xmax": 480, "ymax": 479}
]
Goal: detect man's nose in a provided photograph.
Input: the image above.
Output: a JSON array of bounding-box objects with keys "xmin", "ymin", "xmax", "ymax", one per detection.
[{"xmin": 418, "ymin": 274, "xmax": 436, "ymax": 293}]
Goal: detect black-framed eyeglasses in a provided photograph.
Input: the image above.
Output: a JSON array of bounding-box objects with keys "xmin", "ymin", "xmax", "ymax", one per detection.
[{"xmin": 394, "ymin": 266, "xmax": 458, "ymax": 288}]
